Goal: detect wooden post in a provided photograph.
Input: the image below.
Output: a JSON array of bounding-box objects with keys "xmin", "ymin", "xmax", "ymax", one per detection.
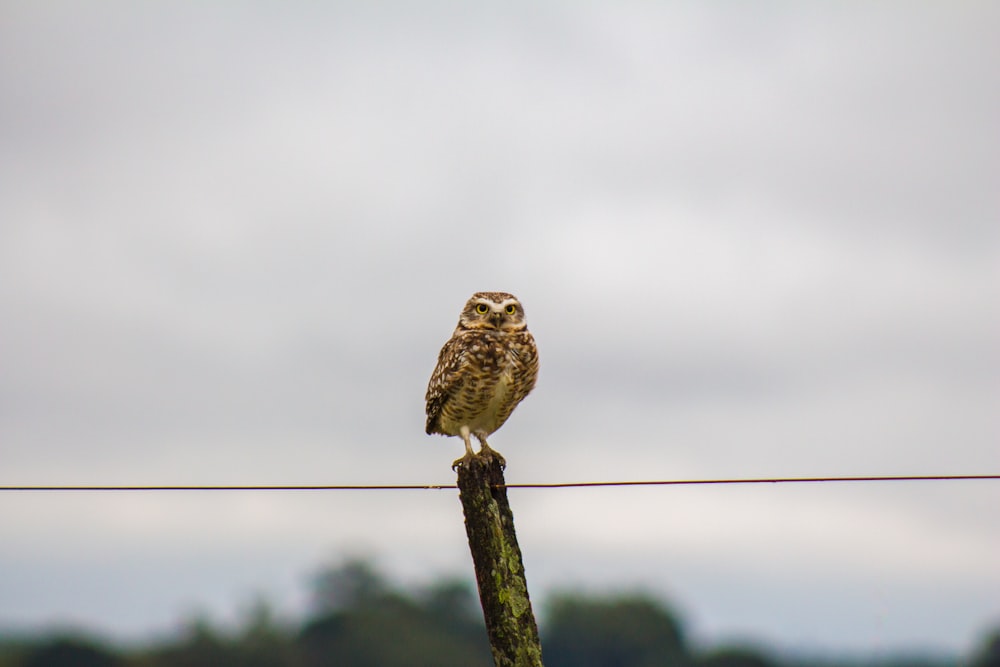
[{"xmin": 456, "ymin": 455, "xmax": 544, "ymax": 667}]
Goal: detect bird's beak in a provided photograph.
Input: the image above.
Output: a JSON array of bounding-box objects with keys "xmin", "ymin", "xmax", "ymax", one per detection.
[{"xmin": 492, "ymin": 312, "xmax": 503, "ymax": 326}]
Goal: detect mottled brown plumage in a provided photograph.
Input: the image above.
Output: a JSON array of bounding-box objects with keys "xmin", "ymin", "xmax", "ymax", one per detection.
[{"xmin": 425, "ymin": 292, "xmax": 539, "ymax": 468}]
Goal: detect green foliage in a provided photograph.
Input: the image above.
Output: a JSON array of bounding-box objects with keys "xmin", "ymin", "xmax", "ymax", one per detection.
[
  {"xmin": 298, "ymin": 558, "xmax": 491, "ymax": 666},
  {"xmin": 138, "ymin": 617, "xmax": 247, "ymax": 667},
  {"xmin": 309, "ymin": 557, "xmax": 389, "ymax": 615},
  {"xmin": 19, "ymin": 637, "xmax": 120, "ymax": 667},
  {"xmin": 543, "ymin": 592, "xmax": 689, "ymax": 667},
  {"xmin": 970, "ymin": 629, "xmax": 1000, "ymax": 667},
  {"xmin": 0, "ymin": 560, "xmax": 991, "ymax": 667},
  {"xmin": 298, "ymin": 598, "xmax": 489, "ymax": 666},
  {"xmin": 698, "ymin": 646, "xmax": 776, "ymax": 667}
]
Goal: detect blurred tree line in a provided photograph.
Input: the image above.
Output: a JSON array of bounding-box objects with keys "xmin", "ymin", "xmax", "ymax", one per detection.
[{"xmin": 0, "ymin": 558, "xmax": 994, "ymax": 667}]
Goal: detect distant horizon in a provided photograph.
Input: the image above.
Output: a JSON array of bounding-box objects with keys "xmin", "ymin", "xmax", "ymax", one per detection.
[{"xmin": 0, "ymin": 555, "xmax": 992, "ymax": 663}]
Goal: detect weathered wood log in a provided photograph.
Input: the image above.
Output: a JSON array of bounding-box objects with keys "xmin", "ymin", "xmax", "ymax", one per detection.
[{"xmin": 456, "ymin": 454, "xmax": 544, "ymax": 667}]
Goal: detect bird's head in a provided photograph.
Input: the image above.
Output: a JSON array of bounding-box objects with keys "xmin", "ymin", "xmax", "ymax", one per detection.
[{"xmin": 457, "ymin": 292, "xmax": 527, "ymax": 333}]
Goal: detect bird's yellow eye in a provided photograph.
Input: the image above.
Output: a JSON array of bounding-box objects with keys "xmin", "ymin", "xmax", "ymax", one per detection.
[
  {"xmin": 505, "ymin": 305, "xmax": 516, "ymax": 315},
  {"xmin": 475, "ymin": 304, "xmax": 489, "ymax": 314}
]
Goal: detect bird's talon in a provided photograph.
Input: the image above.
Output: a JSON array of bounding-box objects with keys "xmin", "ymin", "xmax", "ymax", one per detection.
[
  {"xmin": 452, "ymin": 453, "xmax": 476, "ymax": 471},
  {"xmin": 478, "ymin": 446, "xmax": 506, "ymax": 470}
]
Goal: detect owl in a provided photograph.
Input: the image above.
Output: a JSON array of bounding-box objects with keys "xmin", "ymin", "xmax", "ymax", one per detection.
[{"xmin": 425, "ymin": 292, "xmax": 539, "ymax": 469}]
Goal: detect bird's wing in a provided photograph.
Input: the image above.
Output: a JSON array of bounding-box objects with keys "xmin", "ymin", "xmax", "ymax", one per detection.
[
  {"xmin": 512, "ymin": 331, "xmax": 539, "ymax": 399},
  {"xmin": 424, "ymin": 335, "xmax": 468, "ymax": 434}
]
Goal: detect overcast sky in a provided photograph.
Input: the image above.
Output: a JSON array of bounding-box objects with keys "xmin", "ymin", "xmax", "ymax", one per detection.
[{"xmin": 1, "ymin": 1, "xmax": 998, "ymax": 657}]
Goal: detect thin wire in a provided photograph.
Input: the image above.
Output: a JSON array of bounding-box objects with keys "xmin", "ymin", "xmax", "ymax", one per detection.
[{"xmin": 1, "ymin": 475, "xmax": 997, "ymax": 492}]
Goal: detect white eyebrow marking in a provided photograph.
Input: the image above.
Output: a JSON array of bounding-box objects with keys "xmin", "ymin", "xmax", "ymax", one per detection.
[{"xmin": 474, "ymin": 297, "xmax": 519, "ymax": 311}]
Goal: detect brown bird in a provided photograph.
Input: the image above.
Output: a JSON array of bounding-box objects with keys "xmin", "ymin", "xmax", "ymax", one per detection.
[{"xmin": 425, "ymin": 292, "xmax": 539, "ymax": 469}]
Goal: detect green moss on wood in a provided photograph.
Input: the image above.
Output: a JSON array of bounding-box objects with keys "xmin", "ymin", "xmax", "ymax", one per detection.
[{"xmin": 457, "ymin": 456, "xmax": 544, "ymax": 667}]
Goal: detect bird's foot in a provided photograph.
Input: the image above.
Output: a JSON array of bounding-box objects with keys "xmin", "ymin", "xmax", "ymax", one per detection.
[
  {"xmin": 452, "ymin": 451, "xmax": 477, "ymax": 471},
  {"xmin": 477, "ymin": 444, "xmax": 506, "ymax": 470}
]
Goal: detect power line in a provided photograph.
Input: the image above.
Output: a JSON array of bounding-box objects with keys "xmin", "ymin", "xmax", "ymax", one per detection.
[{"xmin": 1, "ymin": 474, "xmax": 997, "ymax": 492}]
